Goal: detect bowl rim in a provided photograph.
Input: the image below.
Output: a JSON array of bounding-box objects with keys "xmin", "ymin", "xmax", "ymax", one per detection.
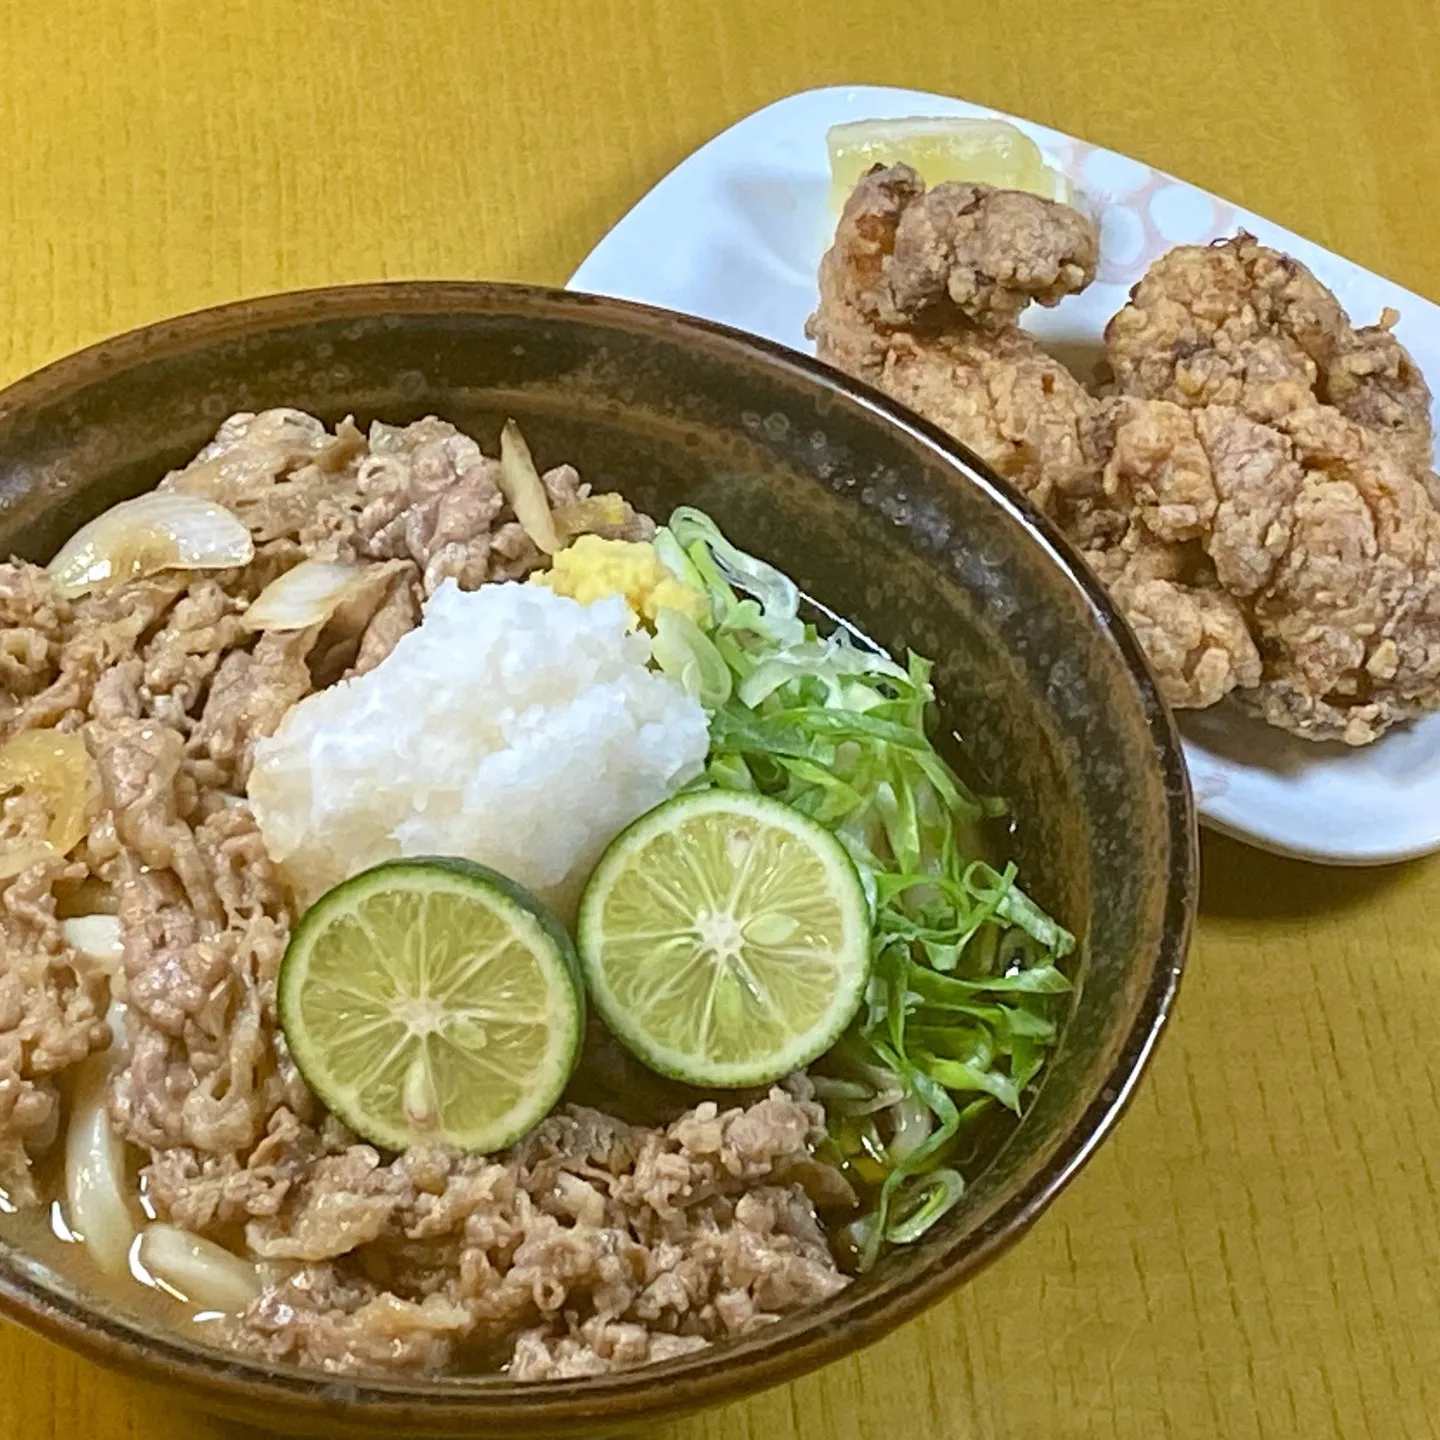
[{"xmin": 0, "ymin": 279, "xmax": 1197, "ymax": 1430}]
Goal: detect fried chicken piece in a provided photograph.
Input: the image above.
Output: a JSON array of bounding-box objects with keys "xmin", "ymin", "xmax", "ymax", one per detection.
[
  {"xmin": 1096, "ymin": 237, "xmax": 1440, "ymax": 740},
  {"xmin": 808, "ymin": 164, "xmax": 1098, "ymax": 368},
  {"xmin": 807, "ymin": 164, "xmax": 925, "ymax": 380},
  {"xmin": 812, "ymin": 171, "xmax": 1440, "ymax": 743},
  {"xmin": 807, "ymin": 165, "xmax": 1105, "ymax": 509},
  {"xmin": 1104, "ymin": 234, "xmax": 1435, "ymax": 471},
  {"xmin": 1084, "ymin": 399, "xmax": 1440, "ymax": 741},
  {"xmin": 1082, "ymin": 400, "xmax": 1263, "ymax": 708},
  {"xmin": 883, "ymin": 176, "xmax": 1099, "ymax": 331},
  {"xmin": 1089, "ymin": 541, "xmax": 1262, "ymax": 710},
  {"xmin": 881, "ymin": 328, "xmax": 1107, "ymax": 513},
  {"xmin": 1246, "ymin": 406, "xmax": 1440, "ymax": 743}
]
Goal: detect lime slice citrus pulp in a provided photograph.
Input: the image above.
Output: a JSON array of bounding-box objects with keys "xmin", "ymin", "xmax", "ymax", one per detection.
[
  {"xmin": 577, "ymin": 790, "xmax": 871, "ymax": 1088},
  {"xmin": 827, "ymin": 116, "xmax": 1074, "ymax": 211},
  {"xmin": 279, "ymin": 857, "xmax": 583, "ymax": 1153}
]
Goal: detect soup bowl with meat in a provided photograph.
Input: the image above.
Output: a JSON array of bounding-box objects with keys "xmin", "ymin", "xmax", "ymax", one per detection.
[{"xmin": 0, "ymin": 283, "xmax": 1194, "ymax": 1436}]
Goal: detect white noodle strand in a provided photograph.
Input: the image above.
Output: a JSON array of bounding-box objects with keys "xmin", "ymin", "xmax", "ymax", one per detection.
[
  {"xmin": 63, "ymin": 1055, "xmax": 134, "ymax": 1275},
  {"xmin": 137, "ymin": 1224, "xmax": 262, "ymax": 1314}
]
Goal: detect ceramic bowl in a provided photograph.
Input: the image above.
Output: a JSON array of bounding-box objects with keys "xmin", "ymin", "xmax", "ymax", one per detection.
[{"xmin": 0, "ymin": 283, "xmax": 1196, "ymax": 1436}]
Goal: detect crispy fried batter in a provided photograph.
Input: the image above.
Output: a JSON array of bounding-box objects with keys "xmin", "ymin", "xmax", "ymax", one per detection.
[
  {"xmin": 812, "ymin": 174, "xmax": 1440, "ymax": 742},
  {"xmin": 1105, "ymin": 234, "xmax": 1435, "ymax": 470},
  {"xmin": 1083, "ymin": 401, "xmax": 1263, "ymax": 708},
  {"xmin": 884, "ymin": 176, "xmax": 1098, "ymax": 331},
  {"xmin": 1087, "ymin": 399, "xmax": 1440, "ymax": 741},
  {"xmin": 807, "ymin": 165, "xmax": 1105, "ymax": 511},
  {"xmin": 1088, "ymin": 542, "xmax": 1262, "ymax": 710},
  {"xmin": 1324, "ymin": 317, "xmax": 1435, "ymax": 475},
  {"xmin": 806, "ymin": 164, "xmax": 924, "ymax": 380},
  {"xmin": 881, "ymin": 329, "xmax": 1107, "ymax": 512},
  {"xmin": 1246, "ymin": 406, "xmax": 1440, "ymax": 743}
]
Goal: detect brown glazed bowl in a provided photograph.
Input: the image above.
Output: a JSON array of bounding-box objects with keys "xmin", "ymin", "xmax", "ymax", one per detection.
[{"xmin": 0, "ymin": 283, "xmax": 1195, "ymax": 1436}]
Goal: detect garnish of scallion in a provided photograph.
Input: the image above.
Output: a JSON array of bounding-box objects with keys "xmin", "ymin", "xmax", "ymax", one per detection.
[{"xmin": 652, "ymin": 508, "xmax": 1075, "ymax": 1269}]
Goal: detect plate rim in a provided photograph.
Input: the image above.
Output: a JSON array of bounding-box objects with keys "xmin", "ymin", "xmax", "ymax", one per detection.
[{"xmin": 568, "ymin": 82, "xmax": 1440, "ymax": 868}]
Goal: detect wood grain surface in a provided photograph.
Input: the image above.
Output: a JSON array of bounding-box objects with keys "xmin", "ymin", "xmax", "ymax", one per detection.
[{"xmin": 2, "ymin": 2, "xmax": 1439, "ymax": 1436}]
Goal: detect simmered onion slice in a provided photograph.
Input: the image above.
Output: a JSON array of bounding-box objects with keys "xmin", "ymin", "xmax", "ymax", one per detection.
[
  {"xmin": 498, "ymin": 420, "xmax": 561, "ymax": 555},
  {"xmin": 47, "ymin": 492, "xmax": 254, "ymax": 598},
  {"xmin": 242, "ymin": 557, "xmax": 409, "ymax": 634},
  {"xmin": 0, "ymin": 731, "xmax": 98, "ymax": 879}
]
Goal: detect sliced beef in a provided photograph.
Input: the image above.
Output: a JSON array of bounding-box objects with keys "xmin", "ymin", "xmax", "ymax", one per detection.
[{"xmin": 218, "ymin": 1091, "xmax": 849, "ymax": 1378}]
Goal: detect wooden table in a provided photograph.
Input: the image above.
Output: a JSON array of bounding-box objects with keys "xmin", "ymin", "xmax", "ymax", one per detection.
[{"xmin": 3, "ymin": 1, "xmax": 1439, "ymax": 1436}]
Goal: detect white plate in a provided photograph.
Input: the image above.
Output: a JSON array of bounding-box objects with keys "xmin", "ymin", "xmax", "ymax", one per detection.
[{"xmin": 569, "ymin": 84, "xmax": 1440, "ymax": 866}]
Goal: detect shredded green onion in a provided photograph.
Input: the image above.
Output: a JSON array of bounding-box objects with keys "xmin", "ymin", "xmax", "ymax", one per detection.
[
  {"xmin": 886, "ymin": 1168, "xmax": 966, "ymax": 1244},
  {"xmin": 654, "ymin": 510, "xmax": 1075, "ymax": 1269},
  {"xmin": 651, "ymin": 608, "xmax": 733, "ymax": 708}
]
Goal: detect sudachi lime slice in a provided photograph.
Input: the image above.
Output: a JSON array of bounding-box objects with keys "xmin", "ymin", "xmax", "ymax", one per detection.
[
  {"xmin": 576, "ymin": 790, "xmax": 871, "ymax": 1088},
  {"xmin": 827, "ymin": 116, "xmax": 1074, "ymax": 211},
  {"xmin": 278, "ymin": 857, "xmax": 583, "ymax": 1153}
]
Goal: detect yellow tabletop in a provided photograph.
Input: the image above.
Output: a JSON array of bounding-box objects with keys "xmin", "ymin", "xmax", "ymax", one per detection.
[{"xmin": 3, "ymin": 2, "xmax": 1440, "ymax": 1437}]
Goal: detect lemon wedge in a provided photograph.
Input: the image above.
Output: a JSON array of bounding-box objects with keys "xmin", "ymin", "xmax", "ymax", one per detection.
[{"xmin": 827, "ymin": 116, "xmax": 1073, "ymax": 211}]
